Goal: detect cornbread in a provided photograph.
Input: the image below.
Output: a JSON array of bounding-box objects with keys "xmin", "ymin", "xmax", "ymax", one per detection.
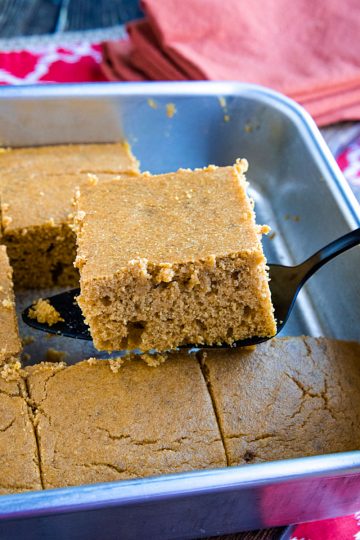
[
  {"xmin": 0, "ymin": 143, "xmax": 139, "ymax": 288},
  {"xmin": 0, "ymin": 373, "xmax": 42, "ymax": 494},
  {"xmin": 28, "ymin": 299, "xmax": 64, "ymax": 327},
  {"xmin": 0, "ymin": 246, "xmax": 21, "ymax": 365},
  {"xmin": 75, "ymin": 161, "xmax": 276, "ymax": 351},
  {"xmin": 0, "ymin": 337, "xmax": 358, "ymax": 494},
  {"xmin": 0, "ymin": 143, "xmax": 138, "ymax": 175},
  {"xmin": 201, "ymin": 337, "xmax": 360, "ymax": 466},
  {"xmin": 25, "ymin": 354, "xmax": 226, "ymax": 488}
]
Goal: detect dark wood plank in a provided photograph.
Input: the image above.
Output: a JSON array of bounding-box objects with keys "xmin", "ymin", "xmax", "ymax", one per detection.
[
  {"xmin": 0, "ymin": 0, "xmax": 60, "ymax": 36},
  {"xmin": 0, "ymin": 0, "xmax": 142, "ymax": 38}
]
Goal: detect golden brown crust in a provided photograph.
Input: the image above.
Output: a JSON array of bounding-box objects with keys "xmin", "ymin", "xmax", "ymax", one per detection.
[
  {"xmin": 25, "ymin": 354, "xmax": 226, "ymax": 488},
  {"xmin": 202, "ymin": 336, "xmax": 360, "ymax": 465},
  {"xmin": 0, "ymin": 142, "xmax": 139, "ymax": 177}
]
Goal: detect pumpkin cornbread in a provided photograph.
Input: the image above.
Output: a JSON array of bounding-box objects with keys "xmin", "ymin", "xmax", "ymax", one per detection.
[
  {"xmin": 75, "ymin": 161, "xmax": 276, "ymax": 352},
  {"xmin": 0, "ymin": 143, "xmax": 139, "ymax": 288},
  {"xmin": 0, "ymin": 245, "xmax": 21, "ymax": 365},
  {"xmin": 28, "ymin": 298, "xmax": 64, "ymax": 327},
  {"xmin": 201, "ymin": 337, "xmax": 360, "ymax": 466},
  {"xmin": 25, "ymin": 354, "xmax": 226, "ymax": 488},
  {"xmin": 0, "ymin": 371, "xmax": 42, "ymax": 494},
  {"xmin": 0, "ymin": 143, "xmax": 138, "ymax": 175}
]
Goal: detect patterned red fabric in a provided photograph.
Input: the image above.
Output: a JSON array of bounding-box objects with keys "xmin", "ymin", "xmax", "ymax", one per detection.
[
  {"xmin": 0, "ymin": 43, "xmax": 106, "ymax": 84},
  {"xmin": 291, "ymin": 511, "xmax": 360, "ymax": 539},
  {"xmin": 337, "ymin": 134, "xmax": 360, "ymax": 189},
  {"xmin": 0, "ymin": 40, "xmax": 359, "ymax": 539}
]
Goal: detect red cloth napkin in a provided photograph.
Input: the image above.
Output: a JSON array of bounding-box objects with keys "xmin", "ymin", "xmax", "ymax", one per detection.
[
  {"xmin": 100, "ymin": 0, "xmax": 360, "ymax": 126},
  {"xmin": 0, "ymin": 44, "xmax": 106, "ymax": 84}
]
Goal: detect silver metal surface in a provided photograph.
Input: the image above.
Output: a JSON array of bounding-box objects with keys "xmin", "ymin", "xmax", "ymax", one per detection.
[{"xmin": 0, "ymin": 82, "xmax": 359, "ymax": 539}]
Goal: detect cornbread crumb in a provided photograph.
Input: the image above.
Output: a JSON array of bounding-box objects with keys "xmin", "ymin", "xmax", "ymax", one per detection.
[
  {"xmin": 2, "ymin": 216, "xmax": 12, "ymax": 228},
  {"xmin": 141, "ymin": 353, "xmax": 167, "ymax": 367},
  {"xmin": 28, "ymin": 299, "xmax": 64, "ymax": 326},
  {"xmin": 2, "ymin": 298, "xmax": 13, "ymax": 309},
  {"xmin": 166, "ymin": 103, "xmax": 176, "ymax": 118},
  {"xmin": 45, "ymin": 218, "xmax": 55, "ymax": 227},
  {"xmin": 147, "ymin": 98, "xmax": 158, "ymax": 109},
  {"xmin": 109, "ymin": 357, "xmax": 125, "ymax": 373},
  {"xmin": 0, "ymin": 360, "xmax": 22, "ymax": 381},
  {"xmin": 86, "ymin": 173, "xmax": 99, "ymax": 186}
]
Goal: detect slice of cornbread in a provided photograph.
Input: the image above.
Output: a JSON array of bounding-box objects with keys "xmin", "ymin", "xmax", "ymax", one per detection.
[
  {"xmin": 201, "ymin": 337, "xmax": 360, "ymax": 465},
  {"xmin": 0, "ymin": 370, "xmax": 42, "ymax": 494},
  {"xmin": 25, "ymin": 354, "xmax": 226, "ymax": 488},
  {"xmin": 0, "ymin": 143, "xmax": 139, "ymax": 288},
  {"xmin": 0, "ymin": 142, "xmax": 139, "ymax": 175},
  {"xmin": 0, "ymin": 246, "xmax": 21, "ymax": 365},
  {"xmin": 75, "ymin": 161, "xmax": 276, "ymax": 352}
]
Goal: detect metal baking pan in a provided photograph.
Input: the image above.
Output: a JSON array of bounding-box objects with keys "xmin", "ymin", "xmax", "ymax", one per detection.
[{"xmin": 0, "ymin": 82, "xmax": 359, "ymax": 539}]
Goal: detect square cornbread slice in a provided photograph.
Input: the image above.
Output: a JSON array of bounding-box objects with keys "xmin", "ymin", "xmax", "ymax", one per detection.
[
  {"xmin": 0, "ymin": 143, "xmax": 139, "ymax": 288},
  {"xmin": 25, "ymin": 354, "xmax": 226, "ymax": 489},
  {"xmin": 0, "ymin": 371, "xmax": 42, "ymax": 494},
  {"xmin": 0, "ymin": 142, "xmax": 138, "ymax": 175},
  {"xmin": 0, "ymin": 246, "xmax": 21, "ymax": 365},
  {"xmin": 202, "ymin": 337, "xmax": 360, "ymax": 465},
  {"xmin": 75, "ymin": 161, "xmax": 276, "ymax": 351}
]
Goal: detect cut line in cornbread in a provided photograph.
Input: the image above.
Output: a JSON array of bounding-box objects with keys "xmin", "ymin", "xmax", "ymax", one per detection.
[
  {"xmin": 0, "ymin": 143, "xmax": 139, "ymax": 288},
  {"xmin": 201, "ymin": 337, "xmax": 360, "ymax": 466},
  {"xmin": 25, "ymin": 354, "xmax": 226, "ymax": 489},
  {"xmin": 0, "ymin": 372, "xmax": 42, "ymax": 494},
  {"xmin": 0, "ymin": 245, "xmax": 21, "ymax": 365},
  {"xmin": 75, "ymin": 160, "xmax": 276, "ymax": 352}
]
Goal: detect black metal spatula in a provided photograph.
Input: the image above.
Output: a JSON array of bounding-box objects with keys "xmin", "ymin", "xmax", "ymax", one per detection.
[{"xmin": 22, "ymin": 228, "xmax": 360, "ymax": 348}]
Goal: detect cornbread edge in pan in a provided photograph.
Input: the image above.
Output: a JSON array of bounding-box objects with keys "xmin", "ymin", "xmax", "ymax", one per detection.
[
  {"xmin": 0, "ymin": 371, "xmax": 42, "ymax": 494},
  {"xmin": 0, "ymin": 245, "xmax": 21, "ymax": 365},
  {"xmin": 25, "ymin": 353, "xmax": 226, "ymax": 489},
  {"xmin": 201, "ymin": 336, "xmax": 360, "ymax": 466},
  {"xmin": 75, "ymin": 160, "xmax": 276, "ymax": 352},
  {"xmin": 0, "ymin": 143, "xmax": 139, "ymax": 288}
]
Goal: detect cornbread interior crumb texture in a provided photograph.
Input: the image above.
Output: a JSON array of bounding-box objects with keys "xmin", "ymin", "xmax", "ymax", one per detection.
[
  {"xmin": 0, "ymin": 245, "xmax": 21, "ymax": 365},
  {"xmin": 0, "ymin": 143, "xmax": 139, "ymax": 288},
  {"xmin": 75, "ymin": 161, "xmax": 276, "ymax": 351},
  {"xmin": 202, "ymin": 336, "xmax": 360, "ymax": 465},
  {"xmin": 26, "ymin": 354, "xmax": 226, "ymax": 488},
  {"xmin": 0, "ymin": 374, "xmax": 42, "ymax": 494}
]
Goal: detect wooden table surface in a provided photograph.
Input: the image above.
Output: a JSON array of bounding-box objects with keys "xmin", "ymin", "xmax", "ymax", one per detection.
[{"xmin": 1, "ymin": 2, "xmax": 356, "ymax": 540}]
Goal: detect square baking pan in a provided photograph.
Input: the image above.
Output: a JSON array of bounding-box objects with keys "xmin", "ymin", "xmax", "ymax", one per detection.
[{"xmin": 0, "ymin": 82, "xmax": 359, "ymax": 540}]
